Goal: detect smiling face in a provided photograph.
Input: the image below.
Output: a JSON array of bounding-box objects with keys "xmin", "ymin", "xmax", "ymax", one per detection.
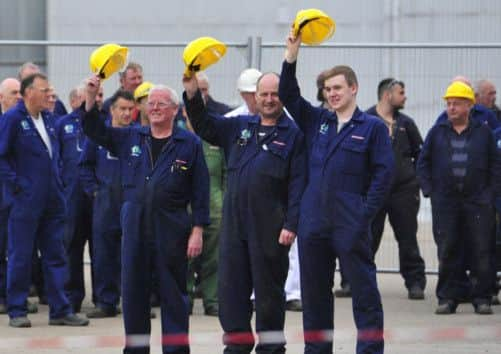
[
  {"xmin": 146, "ymin": 89, "xmax": 178, "ymax": 127},
  {"xmin": 323, "ymin": 74, "xmax": 357, "ymax": 113},
  {"xmin": 255, "ymin": 73, "xmax": 283, "ymax": 121}
]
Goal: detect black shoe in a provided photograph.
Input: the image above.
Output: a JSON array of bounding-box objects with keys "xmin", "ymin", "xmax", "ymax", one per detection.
[
  {"xmin": 150, "ymin": 311, "xmax": 157, "ymax": 319},
  {"xmin": 334, "ymin": 285, "xmax": 352, "ymax": 298},
  {"xmin": 9, "ymin": 316, "xmax": 31, "ymax": 328},
  {"xmin": 491, "ymin": 295, "xmax": 500, "ymax": 306},
  {"xmin": 150, "ymin": 294, "xmax": 160, "ymax": 308},
  {"xmin": 408, "ymin": 286, "xmax": 425, "ymax": 300},
  {"xmin": 0, "ymin": 303, "xmax": 7, "ymax": 314},
  {"xmin": 474, "ymin": 303, "xmax": 493, "ymax": 315},
  {"xmin": 435, "ymin": 302, "xmax": 456, "ymax": 315},
  {"xmin": 86, "ymin": 306, "xmax": 117, "ymax": 318},
  {"xmin": 204, "ymin": 305, "xmax": 219, "ymax": 316},
  {"xmin": 38, "ymin": 296, "xmax": 48, "ymax": 305},
  {"xmin": 26, "ymin": 300, "xmax": 38, "ymax": 314},
  {"xmin": 286, "ymin": 299, "xmax": 303, "ymax": 311},
  {"xmin": 49, "ymin": 313, "xmax": 89, "ymax": 326}
]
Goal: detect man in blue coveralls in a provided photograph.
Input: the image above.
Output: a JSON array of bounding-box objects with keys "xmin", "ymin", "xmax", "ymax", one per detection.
[
  {"xmin": 417, "ymin": 81, "xmax": 501, "ymax": 315},
  {"xmin": 82, "ymin": 74, "xmax": 210, "ymax": 354},
  {"xmin": 55, "ymin": 84, "xmax": 94, "ymax": 313},
  {"xmin": 0, "ymin": 73, "xmax": 89, "ymax": 328},
  {"xmin": 183, "ymin": 71, "xmax": 307, "ymax": 354},
  {"xmin": 280, "ymin": 31, "xmax": 394, "ymax": 354},
  {"xmin": 0, "ymin": 77, "xmax": 22, "ymax": 315},
  {"xmin": 79, "ymin": 89, "xmax": 135, "ymax": 318}
]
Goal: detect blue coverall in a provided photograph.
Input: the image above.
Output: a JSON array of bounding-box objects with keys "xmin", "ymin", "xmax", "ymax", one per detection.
[
  {"xmin": 55, "ymin": 109, "xmax": 94, "ymax": 311},
  {"xmin": 0, "ymin": 100, "xmax": 72, "ymax": 319},
  {"xmin": 184, "ymin": 90, "xmax": 307, "ymax": 354},
  {"xmin": 279, "ymin": 61, "xmax": 394, "ymax": 354},
  {"xmin": 417, "ymin": 119, "xmax": 501, "ymax": 307},
  {"xmin": 79, "ymin": 134, "xmax": 122, "ymax": 313},
  {"xmin": 82, "ymin": 104, "xmax": 210, "ymax": 354},
  {"xmin": 435, "ymin": 105, "xmax": 500, "ymax": 300}
]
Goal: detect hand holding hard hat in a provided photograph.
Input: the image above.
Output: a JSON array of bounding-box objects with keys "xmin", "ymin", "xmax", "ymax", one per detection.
[
  {"xmin": 183, "ymin": 37, "xmax": 227, "ymax": 77},
  {"xmin": 293, "ymin": 8, "xmax": 336, "ymax": 45},
  {"xmin": 89, "ymin": 43, "xmax": 129, "ymax": 80}
]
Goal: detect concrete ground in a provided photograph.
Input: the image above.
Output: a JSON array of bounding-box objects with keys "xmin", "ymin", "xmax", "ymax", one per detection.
[{"xmin": 0, "ymin": 272, "xmax": 500, "ymax": 354}]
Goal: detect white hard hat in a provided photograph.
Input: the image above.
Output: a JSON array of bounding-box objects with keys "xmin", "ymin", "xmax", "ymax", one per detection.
[{"xmin": 237, "ymin": 68, "xmax": 262, "ymax": 93}]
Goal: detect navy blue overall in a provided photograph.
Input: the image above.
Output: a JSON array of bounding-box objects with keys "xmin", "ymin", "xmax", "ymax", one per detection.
[
  {"xmin": 184, "ymin": 90, "xmax": 307, "ymax": 354},
  {"xmin": 279, "ymin": 61, "xmax": 394, "ymax": 354},
  {"xmin": 55, "ymin": 109, "xmax": 94, "ymax": 311},
  {"xmin": 417, "ymin": 119, "xmax": 501, "ymax": 307},
  {"xmin": 0, "ymin": 100, "xmax": 72, "ymax": 319},
  {"xmin": 79, "ymin": 134, "xmax": 123, "ymax": 312},
  {"xmin": 82, "ymin": 105, "xmax": 209, "ymax": 354}
]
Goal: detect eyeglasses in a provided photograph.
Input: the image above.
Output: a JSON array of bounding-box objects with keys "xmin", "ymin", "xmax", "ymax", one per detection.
[{"xmin": 146, "ymin": 101, "xmax": 173, "ymax": 109}]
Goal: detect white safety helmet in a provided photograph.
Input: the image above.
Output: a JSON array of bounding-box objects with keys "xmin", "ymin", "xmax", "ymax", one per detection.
[{"xmin": 237, "ymin": 68, "xmax": 262, "ymax": 93}]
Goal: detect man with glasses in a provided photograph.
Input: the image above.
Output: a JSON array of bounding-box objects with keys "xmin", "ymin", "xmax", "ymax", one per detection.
[
  {"xmin": 366, "ymin": 78, "xmax": 426, "ymax": 300},
  {"xmin": 55, "ymin": 82, "xmax": 94, "ymax": 314},
  {"xmin": 0, "ymin": 73, "xmax": 89, "ymax": 327},
  {"xmin": 83, "ymin": 74, "xmax": 209, "ymax": 354}
]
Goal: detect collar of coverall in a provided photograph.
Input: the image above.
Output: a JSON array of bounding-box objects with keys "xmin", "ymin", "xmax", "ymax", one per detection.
[
  {"xmin": 327, "ymin": 106, "xmax": 364, "ymax": 124},
  {"xmin": 248, "ymin": 111, "xmax": 292, "ymax": 129},
  {"xmin": 16, "ymin": 99, "xmax": 51, "ymax": 121},
  {"xmin": 138, "ymin": 124, "xmax": 188, "ymax": 141}
]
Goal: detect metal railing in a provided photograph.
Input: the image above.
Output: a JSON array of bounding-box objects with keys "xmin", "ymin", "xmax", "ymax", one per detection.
[{"xmin": 3, "ymin": 39, "xmax": 501, "ymax": 273}]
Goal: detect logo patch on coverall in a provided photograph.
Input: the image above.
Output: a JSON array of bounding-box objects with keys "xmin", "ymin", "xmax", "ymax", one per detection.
[
  {"xmin": 64, "ymin": 124, "xmax": 74, "ymax": 134},
  {"xmin": 319, "ymin": 123, "xmax": 328, "ymax": 135},
  {"xmin": 498, "ymin": 139, "xmax": 501, "ymax": 149},
  {"xmin": 130, "ymin": 145, "xmax": 142, "ymax": 157},
  {"xmin": 238, "ymin": 129, "xmax": 251, "ymax": 146},
  {"xmin": 21, "ymin": 120, "xmax": 30, "ymax": 130}
]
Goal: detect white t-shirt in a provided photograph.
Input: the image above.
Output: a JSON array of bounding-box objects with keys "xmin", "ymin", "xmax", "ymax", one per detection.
[{"xmin": 31, "ymin": 114, "xmax": 53, "ymax": 158}]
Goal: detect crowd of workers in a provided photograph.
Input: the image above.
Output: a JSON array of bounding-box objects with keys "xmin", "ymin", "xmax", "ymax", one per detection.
[{"xmin": 0, "ymin": 29, "xmax": 500, "ymax": 354}]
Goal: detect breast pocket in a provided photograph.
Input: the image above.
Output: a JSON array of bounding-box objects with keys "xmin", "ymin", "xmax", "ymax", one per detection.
[
  {"xmin": 340, "ymin": 140, "xmax": 368, "ymax": 175},
  {"xmin": 259, "ymin": 143, "xmax": 291, "ymax": 179},
  {"xmin": 19, "ymin": 131, "xmax": 42, "ymax": 156},
  {"xmin": 122, "ymin": 156, "xmax": 142, "ymax": 187}
]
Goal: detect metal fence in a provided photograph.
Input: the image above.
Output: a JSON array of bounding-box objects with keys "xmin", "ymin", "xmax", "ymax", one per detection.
[{"xmin": 2, "ymin": 39, "xmax": 501, "ymax": 273}]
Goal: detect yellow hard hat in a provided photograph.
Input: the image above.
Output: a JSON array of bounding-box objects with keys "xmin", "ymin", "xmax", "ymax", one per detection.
[
  {"xmin": 183, "ymin": 37, "xmax": 227, "ymax": 77},
  {"xmin": 443, "ymin": 81, "xmax": 475, "ymax": 103},
  {"xmin": 293, "ymin": 8, "xmax": 336, "ymax": 45},
  {"xmin": 134, "ymin": 81, "xmax": 154, "ymax": 101},
  {"xmin": 89, "ymin": 43, "xmax": 129, "ymax": 80}
]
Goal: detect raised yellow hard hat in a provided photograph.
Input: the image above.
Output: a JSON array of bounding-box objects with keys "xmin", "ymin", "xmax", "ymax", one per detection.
[
  {"xmin": 134, "ymin": 81, "xmax": 154, "ymax": 101},
  {"xmin": 443, "ymin": 81, "xmax": 475, "ymax": 103},
  {"xmin": 89, "ymin": 43, "xmax": 129, "ymax": 80},
  {"xmin": 183, "ymin": 37, "xmax": 226, "ymax": 77},
  {"xmin": 293, "ymin": 8, "xmax": 336, "ymax": 45}
]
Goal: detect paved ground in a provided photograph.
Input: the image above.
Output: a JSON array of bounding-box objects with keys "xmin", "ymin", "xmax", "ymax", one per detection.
[{"xmin": 0, "ymin": 272, "xmax": 500, "ymax": 353}]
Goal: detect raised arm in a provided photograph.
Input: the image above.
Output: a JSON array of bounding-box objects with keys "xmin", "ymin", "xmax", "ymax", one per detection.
[
  {"xmin": 81, "ymin": 75, "xmax": 126, "ymax": 156},
  {"xmin": 182, "ymin": 74, "xmax": 238, "ymax": 149},
  {"xmin": 279, "ymin": 28, "xmax": 322, "ymax": 136}
]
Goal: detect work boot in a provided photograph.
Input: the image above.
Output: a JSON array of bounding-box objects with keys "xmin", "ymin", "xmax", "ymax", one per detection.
[
  {"xmin": 204, "ymin": 305, "xmax": 219, "ymax": 316},
  {"xmin": 0, "ymin": 303, "xmax": 6, "ymax": 314},
  {"xmin": 435, "ymin": 302, "xmax": 456, "ymax": 315},
  {"xmin": 86, "ymin": 306, "xmax": 117, "ymax": 318},
  {"xmin": 27, "ymin": 300, "xmax": 38, "ymax": 314},
  {"xmin": 334, "ymin": 284, "xmax": 352, "ymax": 298},
  {"xmin": 474, "ymin": 303, "xmax": 493, "ymax": 315},
  {"xmin": 408, "ymin": 286, "xmax": 425, "ymax": 300},
  {"xmin": 491, "ymin": 295, "xmax": 500, "ymax": 306},
  {"xmin": 286, "ymin": 299, "xmax": 303, "ymax": 312},
  {"xmin": 9, "ymin": 316, "xmax": 31, "ymax": 328},
  {"xmin": 49, "ymin": 313, "xmax": 89, "ymax": 326}
]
